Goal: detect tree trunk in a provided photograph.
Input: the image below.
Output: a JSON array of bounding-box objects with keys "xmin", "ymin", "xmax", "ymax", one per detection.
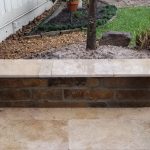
[{"xmin": 86, "ymin": 0, "xmax": 97, "ymax": 50}]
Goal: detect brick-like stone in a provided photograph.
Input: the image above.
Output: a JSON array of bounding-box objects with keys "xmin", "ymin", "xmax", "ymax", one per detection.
[
  {"xmin": 0, "ymin": 79, "xmax": 48, "ymax": 88},
  {"xmin": 64, "ymin": 89, "xmax": 114, "ymax": 101},
  {"xmin": 32, "ymin": 89, "xmax": 63, "ymax": 100},
  {"xmin": 116, "ymin": 90, "xmax": 150, "ymax": 100},
  {"xmin": 0, "ymin": 78, "xmax": 149, "ymax": 107},
  {"xmin": 107, "ymin": 100, "xmax": 150, "ymax": 107},
  {"xmin": 103, "ymin": 78, "xmax": 150, "ymax": 89},
  {"xmin": 86, "ymin": 78, "xmax": 100, "ymax": 87},
  {"xmin": 0, "ymin": 100, "xmax": 150, "ymax": 108},
  {"xmin": 48, "ymin": 78, "xmax": 102, "ymax": 88},
  {"xmin": 48, "ymin": 78, "xmax": 87, "ymax": 87},
  {"xmin": 0, "ymin": 89, "xmax": 31, "ymax": 100},
  {"xmin": 0, "ymin": 101, "xmax": 90, "ymax": 108}
]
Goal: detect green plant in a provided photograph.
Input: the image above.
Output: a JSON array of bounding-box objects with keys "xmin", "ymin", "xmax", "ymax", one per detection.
[
  {"xmin": 73, "ymin": 11, "xmax": 84, "ymax": 18},
  {"xmin": 136, "ymin": 29, "xmax": 150, "ymax": 50}
]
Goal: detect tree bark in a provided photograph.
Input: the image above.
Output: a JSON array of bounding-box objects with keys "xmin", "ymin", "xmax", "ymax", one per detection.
[{"xmin": 86, "ymin": 0, "xmax": 97, "ymax": 50}]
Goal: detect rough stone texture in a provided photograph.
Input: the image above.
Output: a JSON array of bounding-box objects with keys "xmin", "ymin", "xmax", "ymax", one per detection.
[
  {"xmin": 116, "ymin": 90, "xmax": 150, "ymax": 100},
  {"xmin": 0, "ymin": 108, "xmax": 149, "ymax": 150},
  {"xmin": 0, "ymin": 78, "xmax": 150, "ymax": 107},
  {"xmin": 48, "ymin": 78, "xmax": 88, "ymax": 87},
  {"xmin": 64, "ymin": 89, "xmax": 114, "ymax": 101},
  {"xmin": 0, "ymin": 89, "xmax": 31, "ymax": 101},
  {"xmin": 0, "ymin": 79, "xmax": 48, "ymax": 88},
  {"xmin": 102, "ymin": 77, "xmax": 150, "ymax": 88},
  {"xmin": 32, "ymin": 89, "xmax": 63, "ymax": 100},
  {"xmin": 99, "ymin": 31, "xmax": 132, "ymax": 47}
]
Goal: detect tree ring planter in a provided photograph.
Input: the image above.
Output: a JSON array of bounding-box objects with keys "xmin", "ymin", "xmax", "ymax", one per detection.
[{"xmin": 0, "ymin": 59, "xmax": 150, "ymax": 107}]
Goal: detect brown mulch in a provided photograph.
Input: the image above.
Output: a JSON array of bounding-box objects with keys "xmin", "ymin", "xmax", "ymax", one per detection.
[
  {"xmin": 0, "ymin": 0, "xmax": 87, "ymax": 59},
  {"xmin": 0, "ymin": 32, "xmax": 86, "ymax": 59}
]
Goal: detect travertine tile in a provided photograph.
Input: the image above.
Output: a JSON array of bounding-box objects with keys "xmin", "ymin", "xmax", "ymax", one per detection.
[
  {"xmin": 1, "ymin": 108, "xmax": 150, "ymax": 121},
  {"xmin": 51, "ymin": 59, "xmax": 150, "ymax": 77},
  {"xmin": 38, "ymin": 60, "xmax": 53, "ymax": 77},
  {"xmin": 0, "ymin": 60, "xmax": 41, "ymax": 78},
  {"xmin": 52, "ymin": 59, "xmax": 114, "ymax": 77},
  {"xmin": 69, "ymin": 117, "xmax": 150, "ymax": 150},
  {"xmin": 0, "ymin": 59, "xmax": 150, "ymax": 77},
  {"xmin": 87, "ymin": 60, "xmax": 114, "ymax": 77},
  {"xmin": 0, "ymin": 108, "xmax": 35, "ymax": 121},
  {"xmin": 0, "ymin": 108, "xmax": 150, "ymax": 150},
  {"xmin": 0, "ymin": 108, "xmax": 73, "ymax": 121},
  {"xmin": 52, "ymin": 60, "xmax": 89, "ymax": 77},
  {"xmin": 0, "ymin": 120, "xmax": 68, "ymax": 150},
  {"xmin": 109, "ymin": 59, "xmax": 150, "ymax": 77},
  {"xmin": 31, "ymin": 108, "xmax": 73, "ymax": 120},
  {"xmin": 0, "ymin": 120, "xmax": 13, "ymax": 150}
]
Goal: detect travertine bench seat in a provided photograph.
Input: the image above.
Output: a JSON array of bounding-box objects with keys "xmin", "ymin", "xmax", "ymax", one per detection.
[{"xmin": 0, "ymin": 59, "xmax": 150, "ymax": 107}]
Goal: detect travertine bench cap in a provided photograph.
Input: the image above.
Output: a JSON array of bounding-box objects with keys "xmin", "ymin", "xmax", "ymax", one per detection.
[{"xmin": 0, "ymin": 59, "xmax": 150, "ymax": 78}]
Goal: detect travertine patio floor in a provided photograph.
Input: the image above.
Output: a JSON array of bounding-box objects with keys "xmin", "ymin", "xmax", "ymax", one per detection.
[{"xmin": 0, "ymin": 108, "xmax": 149, "ymax": 150}]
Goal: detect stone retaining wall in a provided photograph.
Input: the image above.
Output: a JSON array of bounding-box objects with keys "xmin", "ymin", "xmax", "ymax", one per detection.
[{"xmin": 0, "ymin": 77, "xmax": 150, "ymax": 107}]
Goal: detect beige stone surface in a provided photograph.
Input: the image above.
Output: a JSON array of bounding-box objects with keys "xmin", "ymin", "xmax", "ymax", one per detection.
[
  {"xmin": 0, "ymin": 59, "xmax": 150, "ymax": 77},
  {"xmin": 109, "ymin": 59, "xmax": 150, "ymax": 77},
  {"xmin": 51, "ymin": 59, "xmax": 150, "ymax": 77},
  {"xmin": 0, "ymin": 108, "xmax": 150, "ymax": 150},
  {"xmin": 0, "ymin": 120, "xmax": 68, "ymax": 150},
  {"xmin": 52, "ymin": 60, "xmax": 114, "ymax": 77},
  {"xmin": 52, "ymin": 60, "xmax": 89, "ymax": 77},
  {"xmin": 38, "ymin": 60, "xmax": 53, "ymax": 77},
  {"xmin": 0, "ymin": 60, "xmax": 41, "ymax": 78},
  {"xmin": 0, "ymin": 60, "xmax": 53, "ymax": 78},
  {"xmin": 69, "ymin": 119, "xmax": 150, "ymax": 150}
]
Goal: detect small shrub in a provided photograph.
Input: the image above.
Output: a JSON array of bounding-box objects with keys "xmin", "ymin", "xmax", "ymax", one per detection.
[{"xmin": 136, "ymin": 30, "xmax": 150, "ymax": 50}]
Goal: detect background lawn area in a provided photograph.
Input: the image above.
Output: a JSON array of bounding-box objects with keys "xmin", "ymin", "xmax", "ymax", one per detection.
[{"xmin": 97, "ymin": 6, "xmax": 150, "ymax": 47}]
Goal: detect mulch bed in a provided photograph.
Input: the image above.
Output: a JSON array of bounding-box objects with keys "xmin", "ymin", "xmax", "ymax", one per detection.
[
  {"xmin": 26, "ymin": 42, "xmax": 150, "ymax": 59},
  {"xmin": 34, "ymin": 5, "xmax": 117, "ymax": 33},
  {"xmin": 0, "ymin": 32, "xmax": 86, "ymax": 59}
]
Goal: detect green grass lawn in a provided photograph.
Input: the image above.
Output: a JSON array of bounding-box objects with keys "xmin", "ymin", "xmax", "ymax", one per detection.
[{"xmin": 97, "ymin": 6, "xmax": 150, "ymax": 46}]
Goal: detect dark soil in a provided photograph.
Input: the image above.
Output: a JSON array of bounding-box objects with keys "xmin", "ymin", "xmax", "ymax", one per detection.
[{"xmin": 49, "ymin": 9, "xmax": 88, "ymax": 25}]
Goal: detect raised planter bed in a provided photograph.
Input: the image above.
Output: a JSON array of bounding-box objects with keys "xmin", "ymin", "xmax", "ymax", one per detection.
[{"xmin": 0, "ymin": 59, "xmax": 150, "ymax": 107}]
